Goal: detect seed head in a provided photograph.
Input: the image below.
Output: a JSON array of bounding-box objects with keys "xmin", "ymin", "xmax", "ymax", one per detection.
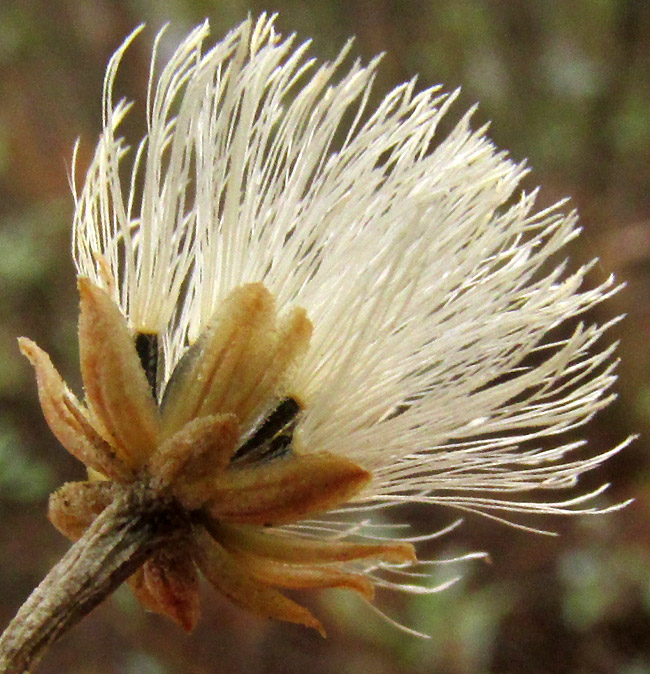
[{"xmin": 22, "ymin": 15, "xmax": 629, "ymax": 636}]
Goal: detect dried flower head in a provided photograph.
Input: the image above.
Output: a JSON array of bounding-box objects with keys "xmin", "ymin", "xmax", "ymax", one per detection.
[{"xmin": 21, "ymin": 16, "xmax": 628, "ymax": 636}]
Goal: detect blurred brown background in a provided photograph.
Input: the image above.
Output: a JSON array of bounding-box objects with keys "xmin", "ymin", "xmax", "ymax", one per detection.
[{"xmin": 1, "ymin": 1, "xmax": 649, "ymax": 673}]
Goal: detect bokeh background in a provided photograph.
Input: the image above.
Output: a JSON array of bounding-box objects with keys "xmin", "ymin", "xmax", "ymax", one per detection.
[{"xmin": 1, "ymin": 1, "xmax": 649, "ymax": 673}]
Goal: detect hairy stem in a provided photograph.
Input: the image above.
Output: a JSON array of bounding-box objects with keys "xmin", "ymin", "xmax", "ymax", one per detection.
[{"xmin": 0, "ymin": 485, "xmax": 184, "ymax": 674}]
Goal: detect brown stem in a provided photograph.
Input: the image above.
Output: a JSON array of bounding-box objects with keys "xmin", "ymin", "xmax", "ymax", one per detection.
[{"xmin": 0, "ymin": 484, "xmax": 185, "ymax": 674}]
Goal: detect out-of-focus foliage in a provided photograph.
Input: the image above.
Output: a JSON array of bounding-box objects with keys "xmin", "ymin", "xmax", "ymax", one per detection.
[
  {"xmin": 0, "ymin": 428, "xmax": 54, "ymax": 502},
  {"xmin": 0, "ymin": 2, "xmax": 648, "ymax": 673}
]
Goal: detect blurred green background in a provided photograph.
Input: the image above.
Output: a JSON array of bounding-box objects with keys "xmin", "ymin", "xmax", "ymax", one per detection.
[{"xmin": 1, "ymin": 1, "xmax": 649, "ymax": 673}]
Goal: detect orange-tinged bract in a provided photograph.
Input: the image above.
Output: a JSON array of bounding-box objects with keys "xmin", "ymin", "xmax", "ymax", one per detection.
[
  {"xmin": 78, "ymin": 278, "xmax": 160, "ymax": 465},
  {"xmin": 22, "ymin": 280, "xmax": 411, "ymax": 633},
  {"xmin": 23, "ymin": 15, "xmax": 630, "ymax": 637}
]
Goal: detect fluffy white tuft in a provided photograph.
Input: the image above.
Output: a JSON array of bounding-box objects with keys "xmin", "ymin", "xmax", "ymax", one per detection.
[{"xmin": 72, "ymin": 15, "xmax": 629, "ymax": 560}]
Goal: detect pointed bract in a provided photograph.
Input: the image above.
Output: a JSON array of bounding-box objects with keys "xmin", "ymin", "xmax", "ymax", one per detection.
[
  {"xmin": 78, "ymin": 278, "xmax": 159, "ymax": 466},
  {"xmin": 233, "ymin": 552, "xmax": 375, "ymax": 600},
  {"xmin": 206, "ymin": 452, "xmax": 371, "ymax": 526},
  {"xmin": 212, "ymin": 522, "xmax": 416, "ymax": 565},
  {"xmin": 19, "ymin": 338, "xmax": 133, "ymax": 481},
  {"xmin": 161, "ymin": 284, "xmax": 276, "ymax": 436},
  {"xmin": 148, "ymin": 413, "xmax": 240, "ymax": 510},
  {"xmin": 237, "ymin": 306, "xmax": 313, "ymax": 415},
  {"xmin": 138, "ymin": 549, "xmax": 201, "ymax": 632},
  {"xmin": 194, "ymin": 528, "xmax": 326, "ymax": 637}
]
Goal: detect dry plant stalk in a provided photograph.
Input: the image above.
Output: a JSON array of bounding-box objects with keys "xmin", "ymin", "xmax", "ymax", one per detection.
[{"xmin": 0, "ymin": 488, "xmax": 183, "ymax": 674}]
